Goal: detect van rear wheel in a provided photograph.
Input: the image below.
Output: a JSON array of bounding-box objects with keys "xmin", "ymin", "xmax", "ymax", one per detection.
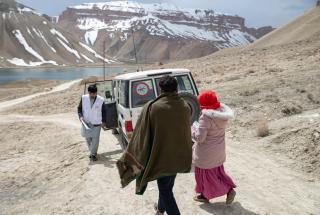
[{"xmin": 112, "ymin": 129, "xmax": 119, "ymax": 135}]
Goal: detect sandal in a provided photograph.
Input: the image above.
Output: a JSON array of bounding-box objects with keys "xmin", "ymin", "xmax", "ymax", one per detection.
[{"xmin": 193, "ymin": 194, "xmax": 209, "ymax": 203}]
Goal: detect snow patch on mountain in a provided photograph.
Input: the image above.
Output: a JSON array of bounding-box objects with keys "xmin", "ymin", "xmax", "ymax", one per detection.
[
  {"xmin": 227, "ymin": 29, "xmax": 256, "ymax": 45},
  {"xmin": 39, "ymin": 32, "xmax": 57, "ymax": 53},
  {"xmin": 71, "ymin": 2, "xmax": 256, "ymax": 46},
  {"xmin": 79, "ymin": 42, "xmax": 114, "ymax": 63},
  {"xmin": 76, "ymin": 14, "xmax": 246, "ymax": 44},
  {"xmin": 69, "ymin": 1, "xmax": 216, "ymax": 19},
  {"xmin": 12, "ymin": 29, "xmax": 57, "ymax": 65},
  {"xmin": 157, "ymin": 18, "xmax": 224, "ymax": 41},
  {"xmin": 84, "ymin": 30, "xmax": 99, "ymax": 46},
  {"xmin": 81, "ymin": 54, "xmax": 94, "ymax": 63},
  {"xmin": 7, "ymin": 58, "xmax": 55, "ymax": 67},
  {"xmin": 7, "ymin": 58, "xmax": 39, "ymax": 66},
  {"xmin": 17, "ymin": 7, "xmax": 42, "ymax": 16},
  {"xmin": 57, "ymin": 38, "xmax": 81, "ymax": 59},
  {"xmin": 50, "ymin": 29, "xmax": 70, "ymax": 44},
  {"xmin": 77, "ymin": 18, "xmax": 107, "ymax": 30},
  {"xmin": 26, "ymin": 27, "xmax": 33, "ymax": 38},
  {"xmin": 32, "ymin": 27, "xmax": 41, "ymax": 38}
]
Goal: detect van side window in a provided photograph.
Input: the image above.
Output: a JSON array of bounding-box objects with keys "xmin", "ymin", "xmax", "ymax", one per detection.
[
  {"xmin": 112, "ymin": 81, "xmax": 117, "ymax": 102},
  {"xmin": 115, "ymin": 81, "xmax": 120, "ymax": 103},
  {"xmin": 131, "ymin": 80, "xmax": 156, "ymax": 108},
  {"xmin": 119, "ymin": 81, "xmax": 128, "ymax": 107},
  {"xmin": 155, "ymin": 75, "xmax": 195, "ymax": 95},
  {"xmin": 176, "ymin": 75, "xmax": 195, "ymax": 95}
]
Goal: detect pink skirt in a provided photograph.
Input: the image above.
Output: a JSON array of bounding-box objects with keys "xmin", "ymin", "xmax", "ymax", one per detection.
[{"xmin": 195, "ymin": 165, "xmax": 236, "ymax": 200}]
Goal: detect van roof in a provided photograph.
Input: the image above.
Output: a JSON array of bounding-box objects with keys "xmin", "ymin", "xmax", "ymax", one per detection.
[{"xmin": 114, "ymin": 68, "xmax": 191, "ymax": 80}]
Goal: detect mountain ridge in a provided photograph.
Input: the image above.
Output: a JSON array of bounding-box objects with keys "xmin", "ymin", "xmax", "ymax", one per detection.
[
  {"xmin": 0, "ymin": 0, "xmax": 115, "ymax": 68},
  {"xmin": 58, "ymin": 1, "xmax": 274, "ymax": 62}
]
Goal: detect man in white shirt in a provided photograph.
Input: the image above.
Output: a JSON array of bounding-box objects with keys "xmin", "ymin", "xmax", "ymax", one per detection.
[{"xmin": 78, "ymin": 84, "xmax": 107, "ymax": 162}]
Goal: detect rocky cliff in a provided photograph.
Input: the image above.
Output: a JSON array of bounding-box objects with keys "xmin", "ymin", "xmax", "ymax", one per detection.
[
  {"xmin": 0, "ymin": 0, "xmax": 115, "ymax": 67},
  {"xmin": 58, "ymin": 1, "xmax": 274, "ymax": 62}
]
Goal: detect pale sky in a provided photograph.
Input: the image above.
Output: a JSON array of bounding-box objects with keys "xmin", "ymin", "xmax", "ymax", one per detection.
[{"xmin": 18, "ymin": 0, "xmax": 317, "ymax": 27}]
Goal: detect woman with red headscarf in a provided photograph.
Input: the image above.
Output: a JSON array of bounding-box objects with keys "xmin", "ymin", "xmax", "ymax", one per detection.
[{"xmin": 191, "ymin": 90, "xmax": 236, "ymax": 205}]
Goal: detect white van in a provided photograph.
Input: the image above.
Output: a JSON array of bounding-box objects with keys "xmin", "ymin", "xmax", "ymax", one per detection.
[{"xmin": 84, "ymin": 68, "xmax": 200, "ymax": 149}]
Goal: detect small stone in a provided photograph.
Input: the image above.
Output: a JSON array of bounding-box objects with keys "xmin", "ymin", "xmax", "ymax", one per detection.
[
  {"xmin": 312, "ymin": 131, "xmax": 320, "ymax": 142},
  {"xmin": 310, "ymin": 160, "xmax": 318, "ymax": 164}
]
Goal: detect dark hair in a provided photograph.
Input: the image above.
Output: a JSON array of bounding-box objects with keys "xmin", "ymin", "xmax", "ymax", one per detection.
[
  {"xmin": 159, "ymin": 75, "xmax": 178, "ymax": 93},
  {"xmin": 88, "ymin": 84, "xmax": 97, "ymax": 93}
]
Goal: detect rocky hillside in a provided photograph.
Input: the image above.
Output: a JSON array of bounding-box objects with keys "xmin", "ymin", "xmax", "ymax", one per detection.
[
  {"xmin": 58, "ymin": 1, "xmax": 273, "ymax": 62},
  {"xmin": 0, "ymin": 0, "xmax": 115, "ymax": 68},
  {"xmin": 251, "ymin": 6, "xmax": 320, "ymax": 48}
]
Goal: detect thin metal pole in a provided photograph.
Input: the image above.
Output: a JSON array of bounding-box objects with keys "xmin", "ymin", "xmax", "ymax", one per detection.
[
  {"xmin": 131, "ymin": 28, "xmax": 138, "ymax": 71},
  {"xmin": 103, "ymin": 39, "xmax": 106, "ymax": 80}
]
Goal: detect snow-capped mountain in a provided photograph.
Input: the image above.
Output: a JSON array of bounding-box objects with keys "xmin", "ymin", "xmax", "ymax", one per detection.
[
  {"xmin": 58, "ymin": 1, "xmax": 274, "ymax": 62},
  {"xmin": 0, "ymin": 0, "xmax": 115, "ymax": 67}
]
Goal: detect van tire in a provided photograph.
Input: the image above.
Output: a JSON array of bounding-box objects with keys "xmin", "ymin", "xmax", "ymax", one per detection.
[
  {"xmin": 112, "ymin": 129, "xmax": 119, "ymax": 135},
  {"xmin": 179, "ymin": 92, "xmax": 201, "ymax": 123}
]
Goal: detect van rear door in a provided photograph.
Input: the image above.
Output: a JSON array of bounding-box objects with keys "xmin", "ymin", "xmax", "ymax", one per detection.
[{"xmin": 130, "ymin": 79, "xmax": 157, "ymax": 128}]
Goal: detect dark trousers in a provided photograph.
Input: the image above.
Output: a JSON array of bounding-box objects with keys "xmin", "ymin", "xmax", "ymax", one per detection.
[{"xmin": 157, "ymin": 175, "xmax": 180, "ymax": 215}]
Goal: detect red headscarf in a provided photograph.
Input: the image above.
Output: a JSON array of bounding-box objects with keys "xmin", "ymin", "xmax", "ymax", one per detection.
[{"xmin": 198, "ymin": 90, "xmax": 221, "ymax": 110}]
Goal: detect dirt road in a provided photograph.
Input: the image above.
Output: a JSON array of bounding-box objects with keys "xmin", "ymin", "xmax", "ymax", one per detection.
[
  {"xmin": 0, "ymin": 83, "xmax": 319, "ymax": 214},
  {"xmin": 0, "ymin": 80, "xmax": 81, "ymax": 112}
]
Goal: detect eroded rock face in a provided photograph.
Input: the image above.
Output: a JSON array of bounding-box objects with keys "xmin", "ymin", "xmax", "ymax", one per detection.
[
  {"xmin": 246, "ymin": 26, "xmax": 275, "ymax": 39},
  {"xmin": 58, "ymin": 1, "xmax": 274, "ymax": 62},
  {"xmin": 0, "ymin": 1, "xmax": 115, "ymax": 67}
]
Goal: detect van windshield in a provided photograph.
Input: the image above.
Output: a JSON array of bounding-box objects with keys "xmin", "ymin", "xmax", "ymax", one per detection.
[{"xmin": 131, "ymin": 79, "xmax": 156, "ymax": 108}]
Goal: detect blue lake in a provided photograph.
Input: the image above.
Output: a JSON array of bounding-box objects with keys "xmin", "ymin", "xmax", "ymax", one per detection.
[{"xmin": 0, "ymin": 66, "xmax": 136, "ymax": 83}]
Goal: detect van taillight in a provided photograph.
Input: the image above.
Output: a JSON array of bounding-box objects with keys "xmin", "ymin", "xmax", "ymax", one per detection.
[{"xmin": 125, "ymin": 121, "xmax": 133, "ymax": 132}]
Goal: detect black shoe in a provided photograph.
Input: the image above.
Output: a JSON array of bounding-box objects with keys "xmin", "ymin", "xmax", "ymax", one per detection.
[
  {"xmin": 154, "ymin": 203, "xmax": 163, "ymax": 215},
  {"xmin": 90, "ymin": 155, "xmax": 97, "ymax": 162}
]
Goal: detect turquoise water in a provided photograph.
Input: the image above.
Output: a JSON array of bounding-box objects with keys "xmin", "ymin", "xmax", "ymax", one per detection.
[{"xmin": 0, "ymin": 67, "xmax": 135, "ymax": 83}]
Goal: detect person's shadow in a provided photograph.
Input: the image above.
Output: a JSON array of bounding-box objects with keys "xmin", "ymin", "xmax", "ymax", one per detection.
[
  {"xmin": 199, "ymin": 202, "xmax": 258, "ymax": 215},
  {"xmin": 89, "ymin": 149, "xmax": 123, "ymax": 167},
  {"xmin": 89, "ymin": 132, "xmax": 124, "ymax": 167}
]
